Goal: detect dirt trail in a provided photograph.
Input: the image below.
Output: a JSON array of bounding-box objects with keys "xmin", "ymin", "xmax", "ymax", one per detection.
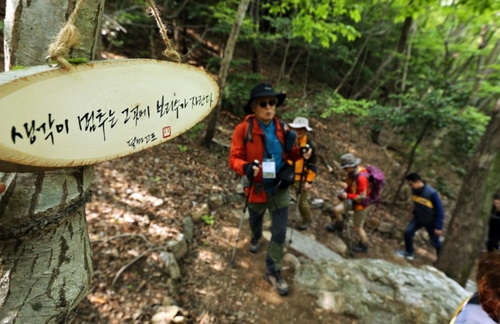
[{"xmin": 75, "ymin": 113, "xmax": 440, "ymax": 323}]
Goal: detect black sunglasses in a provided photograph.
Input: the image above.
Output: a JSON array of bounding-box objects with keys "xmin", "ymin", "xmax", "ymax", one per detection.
[{"xmin": 258, "ymin": 99, "xmax": 277, "ymax": 108}]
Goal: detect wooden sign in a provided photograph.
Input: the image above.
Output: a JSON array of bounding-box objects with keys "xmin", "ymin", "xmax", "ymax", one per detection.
[{"xmin": 0, "ymin": 59, "xmax": 219, "ymax": 172}]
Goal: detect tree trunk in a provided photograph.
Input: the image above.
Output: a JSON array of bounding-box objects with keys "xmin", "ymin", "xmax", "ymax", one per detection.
[
  {"xmin": 390, "ymin": 121, "xmax": 430, "ymax": 211},
  {"xmin": 335, "ymin": 36, "xmax": 371, "ymax": 94},
  {"xmin": 352, "ymin": 17, "xmax": 412, "ymax": 100},
  {"xmin": 1, "ymin": 0, "xmax": 103, "ymax": 322},
  {"xmin": 202, "ymin": 0, "xmax": 251, "ymax": 147},
  {"xmin": 436, "ymin": 99, "xmax": 500, "ymax": 286},
  {"xmin": 277, "ymin": 38, "xmax": 291, "ymax": 85},
  {"xmin": 251, "ymin": 0, "xmax": 260, "ymax": 73}
]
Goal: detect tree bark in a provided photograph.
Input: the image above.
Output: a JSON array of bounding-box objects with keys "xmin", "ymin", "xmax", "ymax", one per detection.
[
  {"xmin": 251, "ymin": 0, "xmax": 260, "ymax": 73},
  {"xmin": 202, "ymin": 0, "xmax": 251, "ymax": 147},
  {"xmin": 277, "ymin": 38, "xmax": 292, "ymax": 85},
  {"xmin": 1, "ymin": 0, "xmax": 103, "ymax": 322},
  {"xmin": 352, "ymin": 17, "xmax": 412, "ymax": 100},
  {"xmin": 335, "ymin": 36, "xmax": 371, "ymax": 94},
  {"xmin": 436, "ymin": 99, "xmax": 500, "ymax": 286},
  {"xmin": 390, "ymin": 120, "xmax": 430, "ymax": 211},
  {"xmin": 0, "ymin": 169, "xmax": 94, "ymax": 323}
]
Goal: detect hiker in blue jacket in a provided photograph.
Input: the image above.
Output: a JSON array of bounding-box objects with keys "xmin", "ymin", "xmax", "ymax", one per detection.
[{"xmin": 396, "ymin": 172, "xmax": 445, "ymax": 261}]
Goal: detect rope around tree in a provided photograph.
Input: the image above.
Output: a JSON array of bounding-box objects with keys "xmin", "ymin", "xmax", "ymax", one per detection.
[
  {"xmin": 47, "ymin": 0, "xmax": 181, "ymax": 70},
  {"xmin": 146, "ymin": 0, "xmax": 182, "ymax": 63},
  {"xmin": 47, "ymin": 0, "xmax": 86, "ymax": 70}
]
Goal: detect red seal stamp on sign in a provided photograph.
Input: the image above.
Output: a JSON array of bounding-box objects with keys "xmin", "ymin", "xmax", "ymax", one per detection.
[{"xmin": 162, "ymin": 126, "xmax": 171, "ymax": 138}]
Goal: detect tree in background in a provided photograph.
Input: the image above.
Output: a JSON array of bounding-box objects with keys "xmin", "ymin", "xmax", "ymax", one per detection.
[
  {"xmin": 202, "ymin": 0, "xmax": 252, "ymax": 147},
  {"xmin": 0, "ymin": 1, "xmax": 102, "ymax": 322},
  {"xmin": 436, "ymin": 99, "xmax": 500, "ymax": 286}
]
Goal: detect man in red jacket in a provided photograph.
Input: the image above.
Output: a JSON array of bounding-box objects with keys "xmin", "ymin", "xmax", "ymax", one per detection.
[
  {"xmin": 229, "ymin": 83, "xmax": 311, "ymax": 296},
  {"xmin": 0, "ymin": 182, "xmax": 5, "ymax": 194},
  {"xmin": 326, "ymin": 153, "xmax": 373, "ymax": 253}
]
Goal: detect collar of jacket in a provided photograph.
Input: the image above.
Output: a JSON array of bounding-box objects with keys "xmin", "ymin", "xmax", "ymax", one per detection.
[{"xmin": 244, "ymin": 114, "xmax": 282, "ymax": 136}]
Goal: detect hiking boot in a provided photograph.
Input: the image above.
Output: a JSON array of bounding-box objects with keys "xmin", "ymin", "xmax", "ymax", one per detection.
[
  {"xmin": 396, "ymin": 250, "xmax": 414, "ymax": 260},
  {"xmin": 326, "ymin": 221, "xmax": 344, "ymax": 233},
  {"xmin": 248, "ymin": 237, "xmax": 260, "ymax": 254},
  {"xmin": 298, "ymin": 221, "xmax": 311, "ymax": 231},
  {"xmin": 352, "ymin": 242, "xmax": 368, "ymax": 253},
  {"xmin": 265, "ymin": 271, "xmax": 290, "ymax": 296}
]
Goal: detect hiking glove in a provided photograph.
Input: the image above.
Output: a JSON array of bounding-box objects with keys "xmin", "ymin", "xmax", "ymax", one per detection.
[
  {"xmin": 301, "ymin": 144, "xmax": 312, "ymax": 160},
  {"xmin": 244, "ymin": 160, "xmax": 259, "ymax": 180}
]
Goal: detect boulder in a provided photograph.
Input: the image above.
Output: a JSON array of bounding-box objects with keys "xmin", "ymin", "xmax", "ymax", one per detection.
[
  {"xmin": 182, "ymin": 217, "xmax": 194, "ymax": 242},
  {"xmin": 207, "ymin": 193, "xmax": 225, "ymax": 210},
  {"xmin": 263, "ymin": 228, "xmax": 343, "ymax": 262},
  {"xmin": 151, "ymin": 305, "xmax": 181, "ymax": 324},
  {"xmin": 283, "ymin": 253, "xmax": 302, "ymax": 270},
  {"xmin": 310, "ymin": 198, "xmax": 324, "ymax": 209},
  {"xmin": 392, "ymin": 228, "xmax": 405, "ymax": 240},
  {"xmin": 160, "ymin": 252, "xmax": 181, "ymax": 280},
  {"xmin": 377, "ymin": 221, "xmax": 393, "ymax": 234},
  {"xmin": 231, "ymin": 208, "xmax": 249, "ymax": 220},
  {"xmin": 365, "ymin": 218, "xmax": 381, "ymax": 230},
  {"xmin": 167, "ymin": 234, "xmax": 188, "ymax": 260},
  {"xmin": 192, "ymin": 203, "xmax": 210, "ymax": 223},
  {"xmin": 294, "ymin": 258, "xmax": 469, "ymax": 324}
]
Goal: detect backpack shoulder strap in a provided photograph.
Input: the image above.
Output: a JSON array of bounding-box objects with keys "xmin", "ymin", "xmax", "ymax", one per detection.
[
  {"xmin": 279, "ymin": 119, "xmax": 287, "ymax": 140},
  {"xmin": 244, "ymin": 117, "xmax": 253, "ymax": 145},
  {"xmin": 356, "ymin": 168, "xmax": 370, "ymax": 182},
  {"xmin": 279, "ymin": 119, "xmax": 292, "ymax": 153}
]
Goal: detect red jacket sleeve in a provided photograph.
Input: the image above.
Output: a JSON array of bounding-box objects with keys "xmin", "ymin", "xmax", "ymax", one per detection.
[
  {"xmin": 287, "ymin": 146, "xmax": 302, "ymax": 162},
  {"xmin": 228, "ymin": 122, "xmax": 248, "ymax": 176},
  {"xmin": 347, "ymin": 175, "xmax": 369, "ymax": 201}
]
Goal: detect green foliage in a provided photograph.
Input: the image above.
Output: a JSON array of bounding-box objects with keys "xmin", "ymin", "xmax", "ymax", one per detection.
[
  {"xmin": 98, "ymin": 0, "xmax": 500, "ymax": 183},
  {"xmin": 281, "ymin": 99, "xmax": 318, "ymax": 121},
  {"xmin": 149, "ymin": 176, "xmax": 161, "ymax": 183},
  {"xmin": 446, "ymin": 106, "xmax": 489, "ymax": 161},
  {"xmin": 178, "ymin": 145, "xmax": 188, "ymax": 152},
  {"xmin": 435, "ymin": 175, "xmax": 452, "ymax": 198},
  {"xmin": 11, "ymin": 66, "xmax": 28, "ymax": 71},
  {"xmin": 265, "ymin": 0, "xmax": 362, "ymax": 47},
  {"xmin": 184, "ymin": 122, "xmax": 206, "ymax": 140},
  {"xmin": 200, "ymin": 214, "xmax": 215, "ymax": 225},
  {"xmin": 318, "ymin": 90, "xmax": 375, "ymax": 118},
  {"xmin": 209, "ymin": 59, "xmax": 263, "ymax": 117}
]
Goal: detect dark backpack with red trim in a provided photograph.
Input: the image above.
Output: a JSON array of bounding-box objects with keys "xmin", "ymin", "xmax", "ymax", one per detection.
[{"xmin": 359, "ymin": 165, "xmax": 386, "ymax": 207}]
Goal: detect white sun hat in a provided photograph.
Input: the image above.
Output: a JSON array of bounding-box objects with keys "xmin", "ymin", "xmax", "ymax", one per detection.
[{"xmin": 288, "ymin": 117, "xmax": 313, "ymax": 131}]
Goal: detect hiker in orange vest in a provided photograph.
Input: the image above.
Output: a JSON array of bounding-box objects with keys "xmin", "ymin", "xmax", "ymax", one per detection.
[
  {"xmin": 288, "ymin": 117, "xmax": 318, "ymax": 230},
  {"xmin": 0, "ymin": 182, "xmax": 5, "ymax": 194},
  {"xmin": 326, "ymin": 153, "xmax": 374, "ymax": 253},
  {"xmin": 228, "ymin": 83, "xmax": 312, "ymax": 296}
]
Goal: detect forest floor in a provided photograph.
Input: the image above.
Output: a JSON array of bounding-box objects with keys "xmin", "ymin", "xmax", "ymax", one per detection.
[{"xmin": 74, "ymin": 111, "xmax": 446, "ymax": 324}]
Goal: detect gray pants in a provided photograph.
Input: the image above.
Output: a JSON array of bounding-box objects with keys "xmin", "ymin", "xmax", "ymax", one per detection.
[{"xmin": 248, "ymin": 189, "xmax": 290, "ymax": 273}]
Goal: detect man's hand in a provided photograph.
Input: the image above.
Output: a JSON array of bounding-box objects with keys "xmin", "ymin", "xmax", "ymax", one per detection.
[
  {"xmin": 0, "ymin": 182, "xmax": 5, "ymax": 194},
  {"xmin": 434, "ymin": 229, "xmax": 443, "ymax": 236},
  {"xmin": 244, "ymin": 160, "xmax": 260, "ymax": 179},
  {"xmin": 304, "ymin": 182, "xmax": 312, "ymax": 191},
  {"xmin": 301, "ymin": 145, "xmax": 312, "ymax": 160},
  {"xmin": 338, "ymin": 192, "xmax": 347, "ymax": 200}
]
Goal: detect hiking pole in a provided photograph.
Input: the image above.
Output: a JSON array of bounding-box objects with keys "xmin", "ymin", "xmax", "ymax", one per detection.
[
  {"xmin": 230, "ymin": 160, "xmax": 259, "ymax": 265},
  {"xmin": 289, "ymin": 145, "xmax": 309, "ymax": 245},
  {"xmin": 343, "ymin": 198, "xmax": 354, "ymax": 258}
]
